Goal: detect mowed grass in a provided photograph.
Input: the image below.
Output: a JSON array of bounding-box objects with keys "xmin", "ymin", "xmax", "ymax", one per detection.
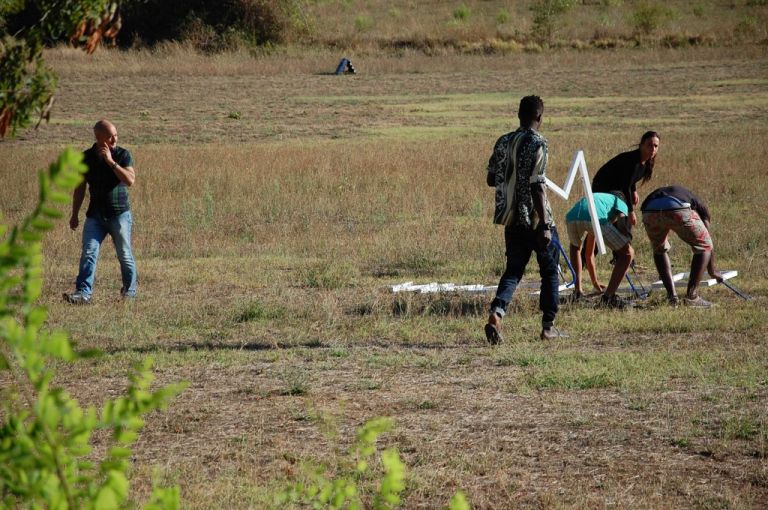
[{"xmin": 1, "ymin": 46, "xmax": 768, "ymax": 508}]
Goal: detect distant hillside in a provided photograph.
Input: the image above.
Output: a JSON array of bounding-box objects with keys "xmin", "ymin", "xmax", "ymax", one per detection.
[
  {"xmin": 298, "ymin": 0, "xmax": 768, "ymax": 52},
  {"xmin": 4, "ymin": 0, "xmax": 765, "ymax": 52}
]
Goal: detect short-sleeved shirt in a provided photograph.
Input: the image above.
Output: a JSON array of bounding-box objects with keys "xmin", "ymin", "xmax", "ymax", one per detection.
[
  {"xmin": 565, "ymin": 192, "xmax": 629, "ymax": 224},
  {"xmin": 83, "ymin": 144, "xmax": 134, "ymax": 219},
  {"xmin": 486, "ymin": 127, "xmax": 554, "ymax": 229},
  {"xmin": 641, "ymin": 185, "xmax": 710, "ymax": 223}
]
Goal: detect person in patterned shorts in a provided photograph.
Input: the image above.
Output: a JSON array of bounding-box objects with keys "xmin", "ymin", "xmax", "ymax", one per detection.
[{"xmin": 641, "ymin": 185, "xmax": 723, "ymax": 308}]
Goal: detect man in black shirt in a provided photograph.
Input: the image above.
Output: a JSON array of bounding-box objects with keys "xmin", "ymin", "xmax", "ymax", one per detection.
[
  {"xmin": 63, "ymin": 120, "xmax": 137, "ymax": 304},
  {"xmin": 641, "ymin": 185, "xmax": 723, "ymax": 307}
]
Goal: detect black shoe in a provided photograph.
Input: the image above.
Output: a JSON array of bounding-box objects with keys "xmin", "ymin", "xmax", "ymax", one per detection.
[
  {"xmin": 484, "ymin": 323, "xmax": 502, "ymax": 345},
  {"xmin": 63, "ymin": 291, "xmax": 91, "ymax": 305},
  {"xmin": 560, "ymin": 291, "xmax": 583, "ymax": 305},
  {"xmin": 599, "ymin": 294, "xmax": 628, "ymax": 310}
]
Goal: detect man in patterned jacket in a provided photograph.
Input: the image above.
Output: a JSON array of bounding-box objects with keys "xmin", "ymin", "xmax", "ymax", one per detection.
[{"xmin": 484, "ymin": 96, "xmax": 567, "ymax": 343}]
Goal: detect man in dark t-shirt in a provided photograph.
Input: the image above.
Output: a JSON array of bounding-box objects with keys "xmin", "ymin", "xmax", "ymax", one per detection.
[
  {"xmin": 63, "ymin": 120, "xmax": 137, "ymax": 304},
  {"xmin": 641, "ymin": 185, "xmax": 723, "ymax": 307}
]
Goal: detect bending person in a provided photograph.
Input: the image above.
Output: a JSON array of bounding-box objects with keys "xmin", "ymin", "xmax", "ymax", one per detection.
[
  {"xmin": 641, "ymin": 185, "xmax": 723, "ymax": 307},
  {"xmin": 565, "ymin": 192, "xmax": 634, "ymax": 309},
  {"xmin": 584, "ymin": 131, "xmax": 660, "ymax": 262}
]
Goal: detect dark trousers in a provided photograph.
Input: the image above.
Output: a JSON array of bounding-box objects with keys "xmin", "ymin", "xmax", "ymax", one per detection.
[{"xmin": 490, "ymin": 226, "xmax": 560, "ymax": 328}]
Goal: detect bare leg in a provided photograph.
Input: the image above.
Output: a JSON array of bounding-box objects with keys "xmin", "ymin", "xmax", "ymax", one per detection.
[
  {"xmin": 686, "ymin": 251, "xmax": 711, "ymax": 299},
  {"xmin": 569, "ymin": 244, "xmax": 583, "ymax": 295},
  {"xmin": 605, "ymin": 244, "xmax": 633, "ymax": 297},
  {"xmin": 584, "ymin": 233, "xmax": 604, "ymax": 292},
  {"xmin": 653, "ymin": 252, "xmax": 677, "ymax": 300}
]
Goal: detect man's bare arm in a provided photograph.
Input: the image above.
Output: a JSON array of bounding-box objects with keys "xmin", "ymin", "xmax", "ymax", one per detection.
[
  {"xmin": 530, "ymin": 182, "xmax": 552, "ymax": 250},
  {"xmin": 70, "ymin": 182, "xmax": 86, "ymax": 230},
  {"xmin": 112, "ymin": 164, "xmax": 135, "ymax": 187},
  {"xmin": 98, "ymin": 144, "xmax": 135, "ymax": 186},
  {"xmin": 531, "ymin": 182, "xmax": 550, "ymax": 227}
]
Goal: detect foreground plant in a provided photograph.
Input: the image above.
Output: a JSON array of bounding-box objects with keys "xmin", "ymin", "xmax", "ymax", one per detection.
[
  {"xmin": 275, "ymin": 417, "xmax": 470, "ymax": 509},
  {"xmin": 0, "ymin": 148, "xmax": 186, "ymax": 509}
]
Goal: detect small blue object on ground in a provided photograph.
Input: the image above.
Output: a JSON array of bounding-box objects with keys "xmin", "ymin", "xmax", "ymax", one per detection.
[{"xmin": 335, "ymin": 58, "xmax": 356, "ymax": 75}]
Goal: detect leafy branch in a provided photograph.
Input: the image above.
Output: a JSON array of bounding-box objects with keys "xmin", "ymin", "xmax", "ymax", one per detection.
[
  {"xmin": 0, "ymin": 0, "xmax": 121, "ymax": 137},
  {"xmin": 0, "ymin": 148, "xmax": 186, "ymax": 509}
]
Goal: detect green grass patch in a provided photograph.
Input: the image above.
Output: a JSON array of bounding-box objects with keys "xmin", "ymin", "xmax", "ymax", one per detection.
[
  {"xmin": 520, "ymin": 349, "xmax": 767, "ymax": 391},
  {"xmin": 234, "ymin": 300, "xmax": 286, "ymax": 323}
]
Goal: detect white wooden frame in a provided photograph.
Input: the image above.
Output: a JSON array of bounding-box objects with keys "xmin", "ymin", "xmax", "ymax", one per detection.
[
  {"xmin": 545, "ymin": 150, "xmax": 607, "ymax": 255},
  {"xmin": 651, "ymin": 270, "xmax": 738, "ymax": 289}
]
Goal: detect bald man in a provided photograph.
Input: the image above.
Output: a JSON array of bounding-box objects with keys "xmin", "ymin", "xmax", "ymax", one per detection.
[{"xmin": 64, "ymin": 120, "xmax": 137, "ymax": 304}]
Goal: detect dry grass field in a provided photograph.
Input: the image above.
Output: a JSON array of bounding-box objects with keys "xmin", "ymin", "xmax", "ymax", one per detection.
[
  {"xmin": 1, "ymin": 44, "xmax": 768, "ymax": 508},
  {"xmin": 299, "ymin": 0, "xmax": 768, "ymax": 50}
]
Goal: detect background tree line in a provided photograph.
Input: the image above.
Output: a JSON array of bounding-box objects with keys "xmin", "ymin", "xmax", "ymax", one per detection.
[{"xmin": 1, "ymin": 0, "xmax": 311, "ymax": 53}]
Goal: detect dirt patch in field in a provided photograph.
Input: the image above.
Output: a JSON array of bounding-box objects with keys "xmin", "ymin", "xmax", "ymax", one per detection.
[{"xmin": 54, "ymin": 339, "xmax": 768, "ymax": 509}]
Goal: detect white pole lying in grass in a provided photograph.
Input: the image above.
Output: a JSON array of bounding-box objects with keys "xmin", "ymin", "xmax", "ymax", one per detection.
[
  {"xmin": 545, "ymin": 150, "xmax": 607, "ymax": 255},
  {"xmin": 650, "ymin": 270, "xmax": 739, "ymax": 289}
]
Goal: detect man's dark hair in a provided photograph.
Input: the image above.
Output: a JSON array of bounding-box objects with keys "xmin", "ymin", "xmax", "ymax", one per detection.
[{"xmin": 518, "ymin": 95, "xmax": 544, "ymax": 125}]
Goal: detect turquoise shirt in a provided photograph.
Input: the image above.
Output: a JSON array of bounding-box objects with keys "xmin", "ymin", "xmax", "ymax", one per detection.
[{"xmin": 565, "ymin": 193, "xmax": 628, "ymax": 224}]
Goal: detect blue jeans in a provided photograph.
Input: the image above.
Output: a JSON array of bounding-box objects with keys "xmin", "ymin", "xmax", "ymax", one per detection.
[
  {"xmin": 75, "ymin": 211, "xmax": 137, "ymax": 297},
  {"xmin": 490, "ymin": 226, "xmax": 560, "ymax": 328}
]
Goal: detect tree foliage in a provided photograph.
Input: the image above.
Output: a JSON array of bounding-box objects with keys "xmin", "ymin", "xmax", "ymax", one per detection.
[
  {"xmin": 531, "ymin": 0, "xmax": 577, "ymax": 42},
  {"xmin": 1, "ymin": 4, "xmax": 185, "ymax": 509},
  {"xmin": 274, "ymin": 417, "xmax": 471, "ymax": 509},
  {"xmin": 115, "ymin": 0, "xmax": 312, "ymax": 51},
  {"xmin": 0, "ymin": 148, "xmax": 186, "ymax": 509},
  {"xmin": 0, "ymin": 0, "xmax": 120, "ymax": 137},
  {"xmin": 275, "ymin": 417, "xmax": 407, "ymax": 509},
  {"xmin": 629, "ymin": 1, "xmax": 676, "ymax": 35}
]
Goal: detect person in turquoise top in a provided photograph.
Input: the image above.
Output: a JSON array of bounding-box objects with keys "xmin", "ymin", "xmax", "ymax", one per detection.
[{"xmin": 565, "ymin": 192, "xmax": 634, "ymax": 308}]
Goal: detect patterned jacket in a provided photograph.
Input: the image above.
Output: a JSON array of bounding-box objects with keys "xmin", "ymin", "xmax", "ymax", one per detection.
[{"xmin": 486, "ymin": 127, "xmax": 554, "ymax": 228}]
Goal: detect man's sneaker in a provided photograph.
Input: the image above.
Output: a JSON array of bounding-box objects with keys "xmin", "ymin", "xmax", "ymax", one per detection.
[
  {"xmin": 683, "ymin": 295, "xmax": 712, "ymax": 308},
  {"xmin": 668, "ymin": 295, "xmax": 680, "ymax": 307},
  {"xmin": 62, "ymin": 291, "xmax": 91, "ymax": 305},
  {"xmin": 540, "ymin": 326, "xmax": 569, "ymax": 340},
  {"xmin": 599, "ymin": 294, "xmax": 629, "ymax": 310}
]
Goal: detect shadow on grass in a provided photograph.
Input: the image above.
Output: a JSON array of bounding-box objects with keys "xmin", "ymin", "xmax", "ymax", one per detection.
[{"xmin": 99, "ymin": 338, "xmax": 475, "ymax": 355}]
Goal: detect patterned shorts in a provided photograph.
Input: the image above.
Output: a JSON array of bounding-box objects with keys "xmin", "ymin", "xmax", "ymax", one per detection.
[
  {"xmin": 641, "ymin": 208, "xmax": 713, "ymax": 254},
  {"xmin": 567, "ymin": 219, "xmax": 631, "ymax": 252}
]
